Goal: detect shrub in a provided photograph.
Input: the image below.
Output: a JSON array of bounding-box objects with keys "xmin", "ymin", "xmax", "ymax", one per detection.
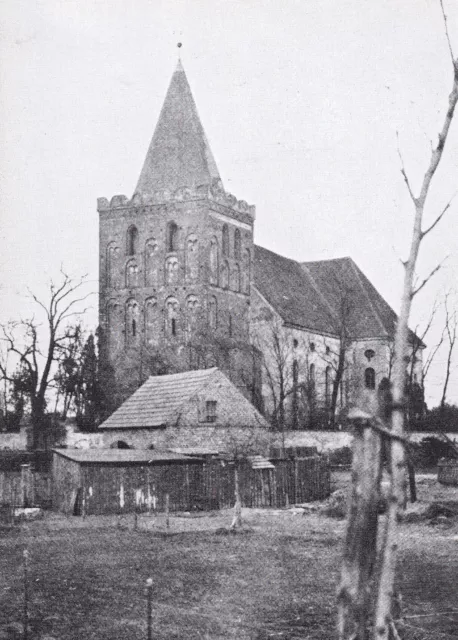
[{"xmin": 410, "ymin": 437, "xmax": 457, "ymax": 468}]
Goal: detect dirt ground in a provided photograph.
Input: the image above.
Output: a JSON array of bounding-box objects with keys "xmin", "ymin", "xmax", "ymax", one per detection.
[{"xmin": 0, "ymin": 472, "xmax": 457, "ymax": 640}]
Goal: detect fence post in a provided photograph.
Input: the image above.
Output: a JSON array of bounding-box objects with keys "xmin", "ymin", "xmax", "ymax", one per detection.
[
  {"xmin": 145, "ymin": 577, "xmax": 153, "ymax": 640},
  {"xmin": 23, "ymin": 549, "xmax": 29, "ymax": 640},
  {"xmin": 20, "ymin": 464, "xmax": 32, "ymax": 508}
]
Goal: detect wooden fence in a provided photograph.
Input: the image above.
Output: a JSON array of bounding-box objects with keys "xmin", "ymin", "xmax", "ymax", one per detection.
[
  {"xmin": 1, "ymin": 456, "xmax": 330, "ymax": 514},
  {"xmin": 204, "ymin": 457, "xmax": 330, "ymax": 510},
  {"xmin": 0, "ymin": 468, "xmax": 52, "ymax": 508}
]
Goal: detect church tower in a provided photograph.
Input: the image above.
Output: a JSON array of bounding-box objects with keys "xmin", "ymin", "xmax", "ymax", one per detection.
[{"xmin": 98, "ymin": 61, "xmax": 258, "ymax": 406}]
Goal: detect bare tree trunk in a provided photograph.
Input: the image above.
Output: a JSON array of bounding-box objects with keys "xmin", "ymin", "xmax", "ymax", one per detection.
[
  {"xmin": 374, "ymin": 31, "xmax": 458, "ymax": 640},
  {"xmin": 337, "ymin": 419, "xmax": 383, "ymax": 640}
]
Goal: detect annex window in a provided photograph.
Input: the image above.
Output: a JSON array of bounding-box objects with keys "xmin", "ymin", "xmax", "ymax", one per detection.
[
  {"xmin": 127, "ymin": 225, "xmax": 139, "ymax": 256},
  {"xmin": 365, "ymin": 367, "xmax": 376, "ymax": 390},
  {"xmin": 167, "ymin": 221, "xmax": 178, "ymax": 252},
  {"xmin": 206, "ymin": 400, "xmax": 217, "ymax": 423}
]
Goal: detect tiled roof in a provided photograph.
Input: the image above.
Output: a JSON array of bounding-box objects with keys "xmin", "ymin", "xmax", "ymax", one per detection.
[
  {"xmin": 135, "ymin": 60, "xmax": 221, "ymax": 195},
  {"xmin": 253, "ymin": 245, "xmax": 338, "ymax": 335},
  {"xmin": 53, "ymin": 449, "xmax": 199, "ymax": 465},
  {"xmin": 254, "ymin": 245, "xmax": 421, "ymax": 343},
  {"xmin": 99, "ymin": 368, "xmax": 218, "ymax": 430}
]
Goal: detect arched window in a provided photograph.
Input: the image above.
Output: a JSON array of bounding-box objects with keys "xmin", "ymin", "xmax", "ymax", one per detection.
[
  {"xmin": 186, "ymin": 295, "xmax": 199, "ymax": 338},
  {"xmin": 365, "ymin": 367, "xmax": 376, "ymax": 390},
  {"xmin": 110, "ymin": 440, "xmax": 132, "ymax": 449},
  {"xmin": 209, "ymin": 237, "xmax": 219, "ymax": 285},
  {"xmin": 167, "ymin": 221, "xmax": 178, "ymax": 252},
  {"xmin": 144, "ymin": 239, "xmax": 158, "ymax": 286},
  {"xmin": 325, "ymin": 366, "xmax": 332, "ymax": 408},
  {"xmin": 145, "ymin": 297, "xmax": 159, "ymax": 345},
  {"xmin": 165, "ymin": 256, "xmax": 179, "ymax": 284},
  {"xmin": 106, "ymin": 243, "xmax": 120, "ymax": 288},
  {"xmin": 222, "ymin": 225, "xmax": 229, "ymax": 256},
  {"xmin": 106, "ymin": 300, "xmax": 122, "ymax": 352},
  {"xmin": 228, "ymin": 314, "xmax": 233, "ymax": 338},
  {"xmin": 185, "ymin": 234, "xmax": 199, "ymax": 282},
  {"xmin": 232, "ymin": 264, "xmax": 241, "ymax": 292},
  {"xmin": 208, "ymin": 296, "xmax": 217, "ymax": 330},
  {"xmin": 234, "ymin": 229, "xmax": 241, "ymax": 260},
  {"xmin": 126, "ymin": 260, "xmax": 138, "ymax": 288},
  {"xmin": 220, "ymin": 261, "xmax": 229, "ymax": 289},
  {"xmin": 127, "ymin": 225, "xmax": 139, "ymax": 256},
  {"xmin": 165, "ymin": 297, "xmax": 179, "ymax": 337},
  {"xmin": 242, "ymin": 249, "xmax": 251, "ymax": 294},
  {"xmin": 309, "ymin": 363, "xmax": 315, "ymax": 386},
  {"xmin": 126, "ymin": 299, "xmax": 139, "ymax": 345}
]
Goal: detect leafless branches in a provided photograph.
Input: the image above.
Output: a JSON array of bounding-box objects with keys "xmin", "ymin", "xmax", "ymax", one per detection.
[
  {"xmin": 439, "ymin": 294, "xmax": 457, "ymax": 412},
  {"xmin": 0, "ymin": 270, "xmax": 93, "ymax": 448},
  {"xmin": 339, "ymin": 4, "xmax": 458, "ymax": 638}
]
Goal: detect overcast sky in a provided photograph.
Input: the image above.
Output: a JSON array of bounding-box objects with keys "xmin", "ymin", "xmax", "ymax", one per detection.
[{"xmin": 0, "ymin": 0, "xmax": 457, "ymax": 407}]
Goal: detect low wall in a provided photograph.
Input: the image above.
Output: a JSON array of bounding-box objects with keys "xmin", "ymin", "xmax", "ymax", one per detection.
[
  {"xmin": 283, "ymin": 431, "xmax": 458, "ymax": 452},
  {"xmin": 0, "ymin": 431, "xmax": 27, "ymax": 450}
]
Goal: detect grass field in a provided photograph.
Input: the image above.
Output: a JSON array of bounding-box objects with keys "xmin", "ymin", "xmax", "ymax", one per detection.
[{"xmin": 1, "ymin": 474, "xmax": 457, "ymax": 640}]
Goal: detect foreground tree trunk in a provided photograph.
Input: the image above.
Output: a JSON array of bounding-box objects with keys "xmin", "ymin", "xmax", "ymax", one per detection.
[
  {"xmin": 338, "ymin": 9, "xmax": 458, "ymax": 638},
  {"xmin": 337, "ymin": 415, "xmax": 383, "ymax": 640}
]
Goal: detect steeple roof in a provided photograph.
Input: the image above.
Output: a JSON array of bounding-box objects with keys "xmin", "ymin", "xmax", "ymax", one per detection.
[{"xmin": 135, "ymin": 61, "xmax": 222, "ymax": 195}]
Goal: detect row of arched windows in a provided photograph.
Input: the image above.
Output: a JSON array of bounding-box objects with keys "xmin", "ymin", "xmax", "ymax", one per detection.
[
  {"xmin": 106, "ymin": 295, "xmax": 219, "ymax": 347},
  {"xmin": 123, "ymin": 222, "xmax": 247, "ymax": 263},
  {"xmin": 221, "ymin": 224, "xmax": 242, "ymax": 260},
  {"xmin": 107, "ymin": 234, "xmax": 199, "ymax": 289},
  {"xmin": 210, "ymin": 237, "xmax": 250, "ymax": 293},
  {"xmin": 125, "ymin": 222, "xmax": 178, "ymax": 258},
  {"xmin": 108, "ymin": 235, "xmax": 251, "ymax": 293}
]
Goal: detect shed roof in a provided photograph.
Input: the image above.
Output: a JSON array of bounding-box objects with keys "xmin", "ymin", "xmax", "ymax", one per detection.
[
  {"xmin": 53, "ymin": 448, "xmax": 199, "ymax": 465},
  {"xmin": 99, "ymin": 368, "xmax": 218, "ymax": 430}
]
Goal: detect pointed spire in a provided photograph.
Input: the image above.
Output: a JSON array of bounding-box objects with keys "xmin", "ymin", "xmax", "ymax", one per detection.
[{"xmin": 134, "ymin": 62, "xmax": 222, "ymax": 195}]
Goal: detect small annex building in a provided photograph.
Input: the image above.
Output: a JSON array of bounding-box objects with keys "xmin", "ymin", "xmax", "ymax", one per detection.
[
  {"xmin": 98, "ymin": 367, "xmax": 272, "ymax": 453},
  {"xmin": 52, "ymin": 448, "xmax": 204, "ymax": 515}
]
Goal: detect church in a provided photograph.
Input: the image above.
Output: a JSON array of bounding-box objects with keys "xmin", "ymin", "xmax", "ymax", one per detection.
[{"xmin": 97, "ymin": 60, "xmax": 423, "ymax": 429}]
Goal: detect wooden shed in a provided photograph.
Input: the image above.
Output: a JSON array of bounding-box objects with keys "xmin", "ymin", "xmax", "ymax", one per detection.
[{"xmin": 52, "ymin": 449, "xmax": 204, "ymax": 515}]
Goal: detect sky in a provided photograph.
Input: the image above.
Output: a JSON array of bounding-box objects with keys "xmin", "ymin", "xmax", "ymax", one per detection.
[{"xmin": 0, "ymin": 0, "xmax": 457, "ymax": 408}]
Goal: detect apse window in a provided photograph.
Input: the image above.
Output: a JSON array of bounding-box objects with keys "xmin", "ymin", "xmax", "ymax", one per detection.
[{"xmin": 206, "ymin": 400, "xmax": 217, "ymax": 423}]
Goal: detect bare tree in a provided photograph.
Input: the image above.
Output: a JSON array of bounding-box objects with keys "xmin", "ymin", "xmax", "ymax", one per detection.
[
  {"xmin": 0, "ymin": 271, "xmax": 92, "ymax": 449},
  {"xmin": 439, "ymin": 294, "xmax": 457, "ymax": 414},
  {"xmin": 321, "ymin": 277, "xmax": 355, "ymax": 429},
  {"xmin": 338, "ymin": 4, "xmax": 458, "ymax": 638}
]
